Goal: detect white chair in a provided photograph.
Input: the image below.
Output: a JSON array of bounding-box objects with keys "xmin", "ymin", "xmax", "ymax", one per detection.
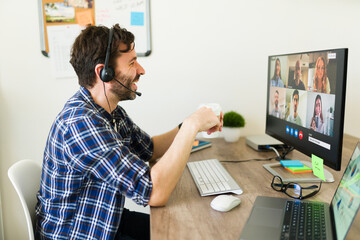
[{"xmin": 8, "ymin": 159, "xmax": 42, "ymax": 240}]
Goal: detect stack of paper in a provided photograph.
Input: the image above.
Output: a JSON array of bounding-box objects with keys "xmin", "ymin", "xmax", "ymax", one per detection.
[{"xmin": 280, "ymin": 160, "xmax": 312, "ymax": 174}]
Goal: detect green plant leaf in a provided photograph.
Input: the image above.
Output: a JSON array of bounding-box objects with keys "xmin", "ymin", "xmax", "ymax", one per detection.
[{"xmin": 223, "ymin": 111, "xmax": 245, "ymax": 128}]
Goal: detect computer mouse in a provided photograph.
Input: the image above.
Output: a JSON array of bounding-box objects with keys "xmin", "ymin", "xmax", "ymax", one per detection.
[{"xmin": 210, "ymin": 195, "xmax": 241, "ymax": 212}]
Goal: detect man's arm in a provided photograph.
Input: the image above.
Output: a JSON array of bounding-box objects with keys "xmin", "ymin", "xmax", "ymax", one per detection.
[
  {"xmin": 148, "ymin": 107, "xmax": 222, "ymax": 207},
  {"xmin": 150, "ymin": 127, "xmax": 179, "ymax": 162}
]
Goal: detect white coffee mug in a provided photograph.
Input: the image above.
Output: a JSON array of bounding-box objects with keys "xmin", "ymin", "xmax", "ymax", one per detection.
[{"xmin": 198, "ymin": 103, "xmax": 222, "ymax": 138}]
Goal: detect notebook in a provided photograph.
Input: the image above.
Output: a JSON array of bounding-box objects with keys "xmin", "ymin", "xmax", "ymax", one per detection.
[
  {"xmin": 240, "ymin": 141, "xmax": 360, "ymax": 240},
  {"xmin": 191, "ymin": 139, "xmax": 211, "ymax": 153}
]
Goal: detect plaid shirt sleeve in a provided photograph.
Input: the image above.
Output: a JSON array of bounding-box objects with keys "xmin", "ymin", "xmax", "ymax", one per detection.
[
  {"xmin": 63, "ymin": 111, "xmax": 152, "ymax": 205},
  {"xmin": 118, "ymin": 108, "xmax": 154, "ymax": 162}
]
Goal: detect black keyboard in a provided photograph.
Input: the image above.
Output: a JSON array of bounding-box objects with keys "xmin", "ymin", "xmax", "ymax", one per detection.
[{"xmin": 280, "ymin": 201, "xmax": 327, "ymax": 240}]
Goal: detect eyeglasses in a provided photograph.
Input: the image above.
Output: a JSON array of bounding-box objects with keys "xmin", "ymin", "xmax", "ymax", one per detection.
[{"xmin": 271, "ymin": 175, "xmax": 322, "ymax": 200}]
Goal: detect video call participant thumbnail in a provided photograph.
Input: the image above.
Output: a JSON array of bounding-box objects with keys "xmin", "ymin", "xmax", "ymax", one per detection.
[
  {"xmin": 288, "ymin": 60, "xmax": 306, "ymax": 90},
  {"xmin": 312, "ymin": 56, "xmax": 331, "ymax": 94},
  {"xmin": 270, "ymin": 58, "xmax": 285, "ymax": 87},
  {"xmin": 269, "ymin": 88, "xmax": 285, "ymax": 119},
  {"xmin": 307, "ymin": 93, "xmax": 335, "ymax": 136},
  {"xmin": 312, "ymin": 94, "xmax": 325, "ymax": 133},
  {"xmin": 287, "ymin": 89, "xmax": 303, "ymax": 126}
]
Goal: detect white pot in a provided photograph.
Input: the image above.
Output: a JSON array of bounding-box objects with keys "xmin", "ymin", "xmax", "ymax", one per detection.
[{"xmin": 222, "ymin": 127, "xmax": 241, "ymax": 142}]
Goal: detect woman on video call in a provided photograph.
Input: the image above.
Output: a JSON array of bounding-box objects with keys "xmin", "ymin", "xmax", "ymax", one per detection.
[
  {"xmin": 313, "ymin": 56, "xmax": 331, "ymax": 94},
  {"xmin": 312, "ymin": 94, "xmax": 326, "ymax": 134},
  {"xmin": 270, "ymin": 58, "xmax": 284, "ymax": 87}
]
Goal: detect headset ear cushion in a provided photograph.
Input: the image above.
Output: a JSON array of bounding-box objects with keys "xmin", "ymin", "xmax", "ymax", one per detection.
[{"xmin": 100, "ymin": 67, "xmax": 115, "ymax": 82}]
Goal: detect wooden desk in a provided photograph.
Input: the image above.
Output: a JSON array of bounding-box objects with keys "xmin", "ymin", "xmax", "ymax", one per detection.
[{"xmin": 150, "ymin": 134, "xmax": 360, "ymax": 240}]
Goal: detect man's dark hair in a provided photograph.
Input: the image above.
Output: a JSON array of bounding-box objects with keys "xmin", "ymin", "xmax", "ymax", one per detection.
[
  {"xmin": 292, "ymin": 89, "xmax": 299, "ymax": 98},
  {"xmin": 70, "ymin": 24, "xmax": 135, "ymax": 88}
]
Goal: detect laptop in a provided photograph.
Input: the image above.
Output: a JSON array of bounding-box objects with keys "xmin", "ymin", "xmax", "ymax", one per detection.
[{"xmin": 240, "ymin": 141, "xmax": 360, "ymax": 240}]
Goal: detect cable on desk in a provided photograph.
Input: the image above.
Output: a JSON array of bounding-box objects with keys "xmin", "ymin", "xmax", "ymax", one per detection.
[
  {"xmin": 263, "ymin": 145, "xmax": 295, "ymax": 161},
  {"xmin": 219, "ymin": 146, "xmax": 295, "ymax": 163},
  {"xmin": 267, "ymin": 146, "xmax": 280, "ymax": 159},
  {"xmin": 220, "ymin": 156, "xmax": 276, "ymax": 163}
]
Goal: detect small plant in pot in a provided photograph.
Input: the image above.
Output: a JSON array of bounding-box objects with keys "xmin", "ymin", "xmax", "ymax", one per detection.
[{"xmin": 222, "ymin": 111, "xmax": 245, "ymax": 142}]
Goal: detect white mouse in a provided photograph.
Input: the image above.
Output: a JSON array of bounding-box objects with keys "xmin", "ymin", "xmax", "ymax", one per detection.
[{"xmin": 210, "ymin": 195, "xmax": 241, "ymax": 212}]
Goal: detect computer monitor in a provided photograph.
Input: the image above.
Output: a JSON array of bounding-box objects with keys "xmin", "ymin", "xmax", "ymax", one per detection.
[{"xmin": 266, "ymin": 48, "xmax": 348, "ymax": 170}]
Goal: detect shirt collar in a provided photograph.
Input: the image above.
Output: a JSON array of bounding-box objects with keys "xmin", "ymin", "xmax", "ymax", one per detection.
[{"xmin": 79, "ymin": 86, "xmax": 113, "ymax": 120}]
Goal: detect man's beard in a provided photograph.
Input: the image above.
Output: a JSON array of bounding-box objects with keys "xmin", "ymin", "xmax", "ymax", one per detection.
[{"xmin": 112, "ymin": 72, "xmax": 140, "ymax": 101}]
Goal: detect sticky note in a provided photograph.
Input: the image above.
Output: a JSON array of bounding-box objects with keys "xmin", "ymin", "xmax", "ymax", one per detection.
[
  {"xmin": 285, "ymin": 167, "xmax": 312, "ymax": 174},
  {"xmin": 280, "ymin": 160, "xmax": 304, "ymax": 168},
  {"xmin": 312, "ymin": 154, "xmax": 325, "ymax": 181},
  {"xmin": 193, "ymin": 140, "xmax": 199, "ymax": 147},
  {"xmin": 287, "ymin": 166, "xmax": 312, "ymax": 171},
  {"xmin": 76, "ymin": 10, "xmax": 93, "ymax": 26},
  {"xmin": 131, "ymin": 12, "xmax": 144, "ymax": 26}
]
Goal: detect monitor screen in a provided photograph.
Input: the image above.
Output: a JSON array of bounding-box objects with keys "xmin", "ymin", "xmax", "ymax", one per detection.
[{"xmin": 266, "ymin": 48, "xmax": 348, "ymax": 170}]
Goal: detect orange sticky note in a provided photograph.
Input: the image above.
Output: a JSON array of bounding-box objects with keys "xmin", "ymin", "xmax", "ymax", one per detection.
[
  {"xmin": 193, "ymin": 140, "xmax": 199, "ymax": 147},
  {"xmin": 76, "ymin": 10, "xmax": 93, "ymax": 26}
]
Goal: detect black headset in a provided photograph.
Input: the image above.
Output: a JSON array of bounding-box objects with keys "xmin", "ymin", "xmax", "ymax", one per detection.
[{"xmin": 100, "ymin": 27, "xmax": 115, "ymax": 82}]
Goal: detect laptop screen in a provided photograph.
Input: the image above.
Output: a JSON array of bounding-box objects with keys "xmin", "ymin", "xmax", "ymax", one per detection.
[{"xmin": 331, "ymin": 142, "xmax": 360, "ymax": 239}]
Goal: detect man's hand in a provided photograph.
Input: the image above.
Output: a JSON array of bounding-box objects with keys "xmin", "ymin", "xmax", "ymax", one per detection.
[
  {"xmin": 207, "ymin": 111, "xmax": 223, "ymax": 135},
  {"xmin": 187, "ymin": 107, "xmax": 223, "ymax": 134}
]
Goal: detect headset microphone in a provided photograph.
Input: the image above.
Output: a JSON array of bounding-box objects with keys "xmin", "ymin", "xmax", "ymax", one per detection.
[{"xmin": 114, "ymin": 78, "xmax": 142, "ymax": 96}]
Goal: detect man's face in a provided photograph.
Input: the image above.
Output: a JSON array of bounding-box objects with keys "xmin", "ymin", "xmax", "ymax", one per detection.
[
  {"xmin": 274, "ymin": 92, "xmax": 279, "ymax": 108},
  {"xmin": 112, "ymin": 71, "xmax": 140, "ymax": 101},
  {"xmin": 111, "ymin": 43, "xmax": 145, "ymax": 101},
  {"xmin": 276, "ymin": 60, "xmax": 280, "ymax": 77},
  {"xmin": 295, "ymin": 61, "xmax": 301, "ymax": 82},
  {"xmin": 293, "ymin": 94, "xmax": 299, "ymax": 114}
]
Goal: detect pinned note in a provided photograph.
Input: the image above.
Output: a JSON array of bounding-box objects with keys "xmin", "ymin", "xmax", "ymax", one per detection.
[
  {"xmin": 76, "ymin": 10, "xmax": 93, "ymax": 26},
  {"xmin": 312, "ymin": 154, "xmax": 325, "ymax": 181},
  {"xmin": 131, "ymin": 12, "xmax": 144, "ymax": 26}
]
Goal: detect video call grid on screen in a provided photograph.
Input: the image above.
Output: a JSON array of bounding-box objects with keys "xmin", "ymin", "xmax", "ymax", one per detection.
[{"xmin": 266, "ymin": 48, "xmax": 348, "ymax": 170}]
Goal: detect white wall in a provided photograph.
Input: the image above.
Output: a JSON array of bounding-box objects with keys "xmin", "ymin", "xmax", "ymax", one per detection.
[{"xmin": 1, "ymin": 0, "xmax": 360, "ymax": 239}]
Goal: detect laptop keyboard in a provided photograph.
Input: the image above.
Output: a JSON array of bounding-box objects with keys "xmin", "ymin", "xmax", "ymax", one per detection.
[{"xmin": 281, "ymin": 201, "xmax": 327, "ymax": 240}]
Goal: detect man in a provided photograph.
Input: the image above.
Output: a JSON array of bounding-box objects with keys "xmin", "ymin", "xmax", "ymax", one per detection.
[
  {"xmin": 270, "ymin": 90, "xmax": 283, "ymax": 118},
  {"xmin": 35, "ymin": 24, "xmax": 222, "ymax": 240},
  {"xmin": 288, "ymin": 60, "xmax": 305, "ymax": 90},
  {"xmin": 287, "ymin": 89, "xmax": 303, "ymax": 125}
]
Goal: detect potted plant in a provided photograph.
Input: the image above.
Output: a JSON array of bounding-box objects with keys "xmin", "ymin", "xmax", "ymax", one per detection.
[{"xmin": 222, "ymin": 111, "xmax": 245, "ymax": 142}]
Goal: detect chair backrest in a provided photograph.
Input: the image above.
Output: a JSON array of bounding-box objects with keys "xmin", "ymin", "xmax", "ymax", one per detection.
[{"xmin": 8, "ymin": 159, "xmax": 42, "ymax": 240}]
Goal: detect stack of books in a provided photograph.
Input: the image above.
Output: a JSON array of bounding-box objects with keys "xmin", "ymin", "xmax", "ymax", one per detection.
[{"xmin": 191, "ymin": 139, "xmax": 212, "ymax": 153}]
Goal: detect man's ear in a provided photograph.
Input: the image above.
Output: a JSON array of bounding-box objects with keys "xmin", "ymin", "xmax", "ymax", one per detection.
[{"xmin": 95, "ymin": 64, "xmax": 105, "ymax": 79}]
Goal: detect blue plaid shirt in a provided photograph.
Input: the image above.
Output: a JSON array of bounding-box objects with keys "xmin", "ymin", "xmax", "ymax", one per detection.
[{"xmin": 35, "ymin": 87, "xmax": 153, "ymax": 239}]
